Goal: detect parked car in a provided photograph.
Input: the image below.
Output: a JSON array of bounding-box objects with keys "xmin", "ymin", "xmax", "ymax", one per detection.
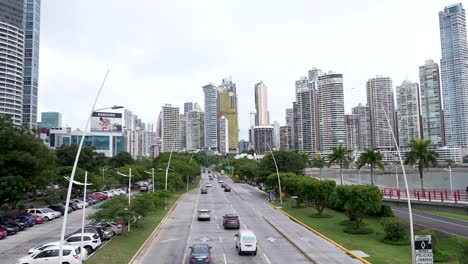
[
  {"xmin": 25, "ymin": 208, "xmax": 55, "ymax": 221},
  {"xmin": 0, "ymin": 228, "xmax": 7, "ymax": 239},
  {"xmin": 87, "ymin": 196, "xmax": 97, "ymax": 205},
  {"xmin": 61, "ymin": 201, "xmax": 80, "ymax": 210},
  {"xmin": 0, "ymin": 223, "xmax": 19, "ymax": 235},
  {"xmin": 200, "ymin": 188, "xmax": 208, "ymax": 194},
  {"xmin": 189, "ymin": 244, "xmax": 212, "ymax": 264},
  {"xmin": 16, "ymin": 213, "xmax": 43, "ymax": 224},
  {"xmin": 42, "ymin": 208, "xmax": 61, "ymax": 218},
  {"xmin": 28, "ymin": 241, "xmax": 61, "ymax": 255},
  {"xmin": 197, "ymin": 209, "xmax": 211, "ymax": 221},
  {"xmin": 73, "ymin": 226, "xmax": 112, "ymax": 241},
  {"xmin": 48, "ymin": 204, "xmax": 70, "ymax": 215},
  {"xmin": 102, "ymin": 191, "xmax": 114, "ymax": 198},
  {"xmin": 70, "ymin": 199, "xmax": 88, "ymax": 208},
  {"xmin": 93, "ymin": 192, "xmax": 108, "ymax": 200},
  {"xmin": 17, "ymin": 244, "xmax": 87, "ymax": 264},
  {"xmin": 235, "ymin": 229, "xmax": 257, "ymax": 255},
  {"xmin": 222, "ymin": 214, "xmax": 240, "ymax": 229},
  {"xmin": 0, "ymin": 217, "xmax": 25, "ymax": 231},
  {"xmin": 63, "ymin": 233, "xmax": 102, "ymax": 254},
  {"xmin": 224, "ymin": 186, "xmax": 231, "ymax": 192},
  {"xmin": 94, "ymin": 221, "xmax": 123, "ymax": 236},
  {"xmin": 87, "ymin": 194, "xmax": 100, "ymax": 202},
  {"xmin": 14, "ymin": 215, "xmax": 35, "ymax": 227}
]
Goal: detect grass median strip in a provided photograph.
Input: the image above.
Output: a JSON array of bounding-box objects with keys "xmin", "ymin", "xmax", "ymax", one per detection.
[{"xmin": 423, "ymin": 210, "xmax": 468, "ymax": 222}]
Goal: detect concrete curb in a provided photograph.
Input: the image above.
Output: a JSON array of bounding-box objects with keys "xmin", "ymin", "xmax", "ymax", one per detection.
[
  {"xmin": 263, "ymin": 216, "xmax": 317, "ymax": 263},
  {"xmin": 128, "ymin": 189, "xmax": 195, "ymax": 264},
  {"xmin": 266, "ymin": 202, "xmax": 371, "ymax": 264}
]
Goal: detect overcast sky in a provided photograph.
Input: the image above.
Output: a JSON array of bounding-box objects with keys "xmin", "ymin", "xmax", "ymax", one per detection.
[{"xmin": 38, "ymin": 0, "xmax": 462, "ymax": 139}]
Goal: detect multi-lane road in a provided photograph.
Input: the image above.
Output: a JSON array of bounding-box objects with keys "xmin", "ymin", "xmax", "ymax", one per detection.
[{"xmin": 132, "ymin": 172, "xmax": 362, "ymax": 264}]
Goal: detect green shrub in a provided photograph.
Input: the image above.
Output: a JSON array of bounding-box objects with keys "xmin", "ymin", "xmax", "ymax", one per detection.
[
  {"xmin": 457, "ymin": 239, "xmax": 468, "ymax": 264},
  {"xmin": 370, "ymin": 205, "xmax": 394, "ymax": 217},
  {"xmin": 343, "ymin": 226, "xmax": 373, "ymax": 234},
  {"xmin": 382, "ymin": 219, "xmax": 408, "ymax": 244},
  {"xmin": 328, "ymin": 191, "xmax": 345, "ymax": 212}
]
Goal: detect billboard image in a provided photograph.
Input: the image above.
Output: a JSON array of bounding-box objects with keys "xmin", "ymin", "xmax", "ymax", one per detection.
[{"xmin": 91, "ymin": 112, "xmax": 122, "ymax": 132}]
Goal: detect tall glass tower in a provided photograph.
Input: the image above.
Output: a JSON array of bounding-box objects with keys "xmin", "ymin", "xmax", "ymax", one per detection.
[
  {"xmin": 22, "ymin": 0, "xmax": 41, "ymax": 129},
  {"xmin": 203, "ymin": 83, "xmax": 218, "ymax": 150},
  {"xmin": 439, "ymin": 3, "xmax": 468, "ymax": 148},
  {"xmin": 0, "ymin": 0, "xmax": 25, "ymax": 126}
]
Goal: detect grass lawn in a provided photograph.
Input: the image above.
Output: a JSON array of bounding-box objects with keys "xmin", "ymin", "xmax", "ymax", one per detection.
[
  {"xmin": 424, "ymin": 210, "xmax": 468, "ymax": 222},
  {"xmin": 272, "ymin": 199, "xmax": 464, "ymax": 264},
  {"xmin": 87, "ymin": 177, "xmax": 200, "ymax": 264}
]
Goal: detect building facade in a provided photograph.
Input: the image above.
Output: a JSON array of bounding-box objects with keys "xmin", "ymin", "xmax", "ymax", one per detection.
[
  {"xmin": 179, "ymin": 114, "xmax": 186, "ymax": 151},
  {"xmin": 186, "ymin": 110, "xmax": 204, "ymax": 151},
  {"xmin": 272, "ymin": 120, "xmax": 280, "ymax": 149},
  {"xmin": 217, "ymin": 78, "xmax": 238, "ymax": 153},
  {"xmin": 254, "ymin": 81, "xmax": 269, "ymax": 126},
  {"xmin": 253, "ymin": 126, "xmax": 273, "ymax": 155},
  {"xmin": 419, "ymin": 59, "xmax": 444, "ymax": 146},
  {"xmin": 39, "ymin": 112, "xmax": 61, "ymax": 129},
  {"xmin": 345, "ymin": 114, "xmax": 359, "ymax": 151},
  {"xmin": 367, "ymin": 76, "xmax": 396, "ymax": 149},
  {"xmin": 203, "ymin": 83, "xmax": 217, "ymax": 150},
  {"xmin": 218, "ymin": 116, "xmax": 229, "ymax": 155},
  {"xmin": 295, "ymin": 76, "xmax": 318, "ymax": 153},
  {"xmin": 238, "ymin": 139, "xmax": 250, "ymax": 153},
  {"xmin": 351, "ymin": 103, "xmax": 371, "ymax": 150},
  {"xmin": 0, "ymin": 0, "xmax": 25, "ymax": 126},
  {"xmin": 158, "ymin": 104, "xmax": 180, "ymax": 153},
  {"xmin": 439, "ymin": 3, "xmax": 468, "ymax": 148},
  {"xmin": 279, "ymin": 125, "xmax": 293, "ymax": 150},
  {"xmin": 396, "ymin": 80, "xmax": 421, "ymax": 147}
]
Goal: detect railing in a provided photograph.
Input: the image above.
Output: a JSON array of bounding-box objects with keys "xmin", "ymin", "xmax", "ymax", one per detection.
[{"xmin": 380, "ymin": 188, "xmax": 467, "ymax": 203}]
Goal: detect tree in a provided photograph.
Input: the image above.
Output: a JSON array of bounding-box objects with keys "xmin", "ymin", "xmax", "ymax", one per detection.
[
  {"xmin": 258, "ymin": 150, "xmax": 309, "ymax": 182},
  {"xmin": 404, "ymin": 139, "xmax": 438, "ymax": 193},
  {"xmin": 356, "ymin": 147, "xmax": 384, "ymax": 186},
  {"xmin": 56, "ymin": 145, "xmax": 101, "ymax": 171},
  {"xmin": 109, "ymin": 151, "xmax": 135, "ymax": 168},
  {"xmin": 328, "ymin": 144, "xmax": 352, "ymax": 186},
  {"xmin": 309, "ymin": 180, "xmax": 336, "ymax": 215},
  {"xmin": 311, "ymin": 154, "xmax": 326, "ymax": 181}
]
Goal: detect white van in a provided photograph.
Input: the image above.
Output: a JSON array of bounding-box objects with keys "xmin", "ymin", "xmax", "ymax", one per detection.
[{"xmin": 235, "ymin": 229, "xmax": 257, "ymax": 255}]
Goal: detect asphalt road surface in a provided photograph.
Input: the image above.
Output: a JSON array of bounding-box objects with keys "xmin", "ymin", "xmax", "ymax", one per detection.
[
  {"xmin": 392, "ymin": 207, "xmax": 468, "ymax": 238},
  {"xmin": 0, "ymin": 206, "xmax": 97, "ymax": 264},
  {"xmin": 132, "ymin": 173, "xmax": 362, "ymax": 264}
]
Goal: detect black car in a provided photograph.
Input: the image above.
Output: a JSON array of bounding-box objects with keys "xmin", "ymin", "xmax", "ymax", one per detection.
[
  {"xmin": 73, "ymin": 225, "xmax": 110, "ymax": 240},
  {"xmin": 200, "ymin": 188, "xmax": 208, "ymax": 194},
  {"xmin": 221, "ymin": 183, "xmax": 227, "ymax": 188},
  {"xmin": 189, "ymin": 244, "xmax": 212, "ymax": 264},
  {"xmin": 0, "ymin": 217, "xmax": 25, "ymax": 230},
  {"xmin": 0, "ymin": 224, "xmax": 19, "ymax": 235},
  {"xmin": 61, "ymin": 201, "xmax": 79, "ymax": 211},
  {"xmin": 224, "ymin": 186, "xmax": 231, "ymax": 192},
  {"xmin": 49, "ymin": 204, "xmax": 71, "ymax": 214}
]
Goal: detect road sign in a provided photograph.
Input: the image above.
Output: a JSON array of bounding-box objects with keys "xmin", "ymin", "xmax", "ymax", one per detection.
[
  {"xmin": 415, "ymin": 235, "xmax": 433, "ymax": 264},
  {"xmin": 291, "ymin": 196, "xmax": 298, "ymax": 199},
  {"xmin": 269, "ymin": 191, "xmax": 276, "ymax": 201},
  {"xmin": 224, "ymin": 166, "xmax": 232, "ymax": 169},
  {"xmin": 280, "ymin": 192, "xmax": 285, "ymax": 198}
]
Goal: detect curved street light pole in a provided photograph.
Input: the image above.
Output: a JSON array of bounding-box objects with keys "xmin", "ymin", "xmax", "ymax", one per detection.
[
  {"xmin": 117, "ymin": 169, "xmax": 132, "ymax": 232},
  {"xmin": 164, "ymin": 138, "xmax": 177, "ymax": 210},
  {"xmin": 267, "ymin": 143, "xmax": 282, "ymax": 206},
  {"xmin": 144, "ymin": 168, "xmax": 155, "ymax": 193}
]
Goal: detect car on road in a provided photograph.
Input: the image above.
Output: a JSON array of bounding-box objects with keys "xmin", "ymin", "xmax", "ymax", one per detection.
[
  {"xmin": 200, "ymin": 188, "xmax": 208, "ymax": 194},
  {"xmin": 0, "ymin": 217, "xmax": 26, "ymax": 231},
  {"xmin": 224, "ymin": 186, "xmax": 231, "ymax": 192},
  {"xmin": 17, "ymin": 244, "xmax": 87, "ymax": 264},
  {"xmin": 222, "ymin": 214, "xmax": 240, "ymax": 229},
  {"xmin": 189, "ymin": 244, "xmax": 212, "ymax": 264},
  {"xmin": 221, "ymin": 183, "xmax": 227, "ymax": 188},
  {"xmin": 197, "ymin": 209, "xmax": 211, "ymax": 221},
  {"xmin": 205, "ymin": 182, "xmax": 212, "ymax": 187},
  {"xmin": 25, "ymin": 208, "xmax": 55, "ymax": 221},
  {"xmin": 42, "ymin": 208, "xmax": 62, "ymax": 218},
  {"xmin": 63, "ymin": 232, "xmax": 102, "ymax": 254},
  {"xmin": 0, "ymin": 228, "xmax": 7, "ymax": 239},
  {"xmin": 0, "ymin": 223, "xmax": 19, "ymax": 235},
  {"xmin": 218, "ymin": 180, "xmax": 224, "ymax": 183},
  {"xmin": 235, "ymin": 229, "xmax": 257, "ymax": 255}
]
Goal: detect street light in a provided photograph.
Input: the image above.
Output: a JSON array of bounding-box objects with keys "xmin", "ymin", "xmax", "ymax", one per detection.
[
  {"xmin": 381, "ymin": 105, "xmax": 415, "ymax": 264},
  {"xmin": 64, "ymin": 172, "xmax": 92, "ymax": 264},
  {"xmin": 144, "ymin": 168, "xmax": 155, "ymax": 193},
  {"xmin": 444, "ymin": 165, "xmax": 453, "ymax": 193},
  {"xmin": 58, "ymin": 69, "xmax": 125, "ymax": 263},
  {"xmin": 117, "ymin": 169, "xmax": 132, "ymax": 232},
  {"xmin": 100, "ymin": 167, "xmax": 109, "ymax": 189},
  {"xmin": 267, "ymin": 143, "xmax": 283, "ymax": 206},
  {"xmin": 163, "ymin": 138, "xmax": 177, "ymax": 210}
]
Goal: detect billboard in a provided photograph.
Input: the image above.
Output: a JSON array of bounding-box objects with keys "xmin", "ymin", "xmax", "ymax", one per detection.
[{"xmin": 90, "ymin": 112, "xmax": 122, "ymax": 132}]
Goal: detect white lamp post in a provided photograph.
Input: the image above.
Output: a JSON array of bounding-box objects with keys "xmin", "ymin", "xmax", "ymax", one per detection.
[
  {"xmin": 267, "ymin": 143, "xmax": 283, "ymax": 206},
  {"xmin": 164, "ymin": 139, "xmax": 177, "ymax": 210},
  {"xmin": 100, "ymin": 167, "xmax": 108, "ymax": 189},
  {"xmin": 64, "ymin": 172, "xmax": 92, "ymax": 263},
  {"xmin": 444, "ymin": 165, "xmax": 453, "ymax": 193},
  {"xmin": 117, "ymin": 169, "xmax": 132, "ymax": 232},
  {"xmin": 58, "ymin": 71, "xmax": 124, "ymax": 262},
  {"xmin": 144, "ymin": 168, "xmax": 155, "ymax": 193}
]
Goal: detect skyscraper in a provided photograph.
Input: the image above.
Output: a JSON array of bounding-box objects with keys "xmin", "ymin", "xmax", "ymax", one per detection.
[
  {"xmin": 179, "ymin": 114, "xmax": 186, "ymax": 151},
  {"xmin": 439, "ymin": 3, "xmax": 468, "ymax": 148},
  {"xmin": 186, "ymin": 109, "xmax": 204, "ymax": 151},
  {"xmin": 184, "ymin": 102, "xmax": 194, "ymax": 114},
  {"xmin": 419, "ymin": 59, "xmax": 444, "ymax": 146},
  {"xmin": 295, "ymin": 76, "xmax": 318, "ymax": 153},
  {"xmin": 203, "ymin": 83, "xmax": 217, "ymax": 150},
  {"xmin": 253, "ymin": 126, "xmax": 273, "ymax": 155},
  {"xmin": 272, "ymin": 120, "xmax": 280, "ymax": 148},
  {"xmin": 352, "ymin": 103, "xmax": 371, "ymax": 150},
  {"xmin": 345, "ymin": 114, "xmax": 359, "ymax": 151},
  {"xmin": 39, "ymin": 112, "xmax": 62, "ymax": 129},
  {"xmin": 22, "ymin": 0, "xmax": 41, "ymax": 129},
  {"xmin": 254, "ymin": 81, "xmax": 269, "ymax": 126},
  {"xmin": 367, "ymin": 76, "xmax": 396, "ymax": 149},
  {"xmin": 279, "ymin": 126, "xmax": 292, "ymax": 150},
  {"xmin": 217, "ymin": 77, "xmax": 238, "ymax": 153},
  {"xmin": 0, "ymin": 0, "xmax": 25, "ymax": 126},
  {"xmin": 218, "ymin": 116, "xmax": 229, "ymax": 155},
  {"xmin": 396, "ymin": 80, "xmax": 421, "ymax": 147},
  {"xmin": 317, "ymin": 73, "xmax": 345, "ymax": 151},
  {"xmin": 157, "ymin": 104, "xmax": 180, "ymax": 152}
]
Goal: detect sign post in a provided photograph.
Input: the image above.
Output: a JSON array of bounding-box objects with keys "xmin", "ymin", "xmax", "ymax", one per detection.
[{"xmin": 415, "ymin": 235, "xmax": 433, "ymax": 264}]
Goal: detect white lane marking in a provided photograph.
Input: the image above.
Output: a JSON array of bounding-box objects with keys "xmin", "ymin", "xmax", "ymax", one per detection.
[
  {"xmin": 219, "ymin": 235, "xmax": 222, "ymax": 243},
  {"xmin": 187, "ymin": 234, "xmax": 191, "ymax": 244},
  {"xmin": 160, "ymin": 238, "xmax": 181, "ymax": 243},
  {"xmin": 393, "ymin": 208, "xmax": 468, "ymax": 229},
  {"xmin": 243, "ymin": 223, "xmax": 248, "ymax": 229},
  {"xmin": 182, "ymin": 253, "xmax": 186, "ymax": 264},
  {"xmin": 223, "ymin": 253, "xmax": 227, "ymax": 264},
  {"xmin": 263, "ymin": 253, "xmax": 272, "ymax": 264},
  {"xmin": 217, "ymin": 224, "xmax": 219, "ymax": 230},
  {"xmin": 215, "ymin": 215, "xmax": 218, "ymax": 220}
]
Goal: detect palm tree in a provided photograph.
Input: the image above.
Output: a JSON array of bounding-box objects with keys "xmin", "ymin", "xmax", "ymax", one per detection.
[
  {"xmin": 356, "ymin": 147, "xmax": 384, "ymax": 186},
  {"xmin": 328, "ymin": 144, "xmax": 353, "ymax": 185},
  {"xmin": 404, "ymin": 139, "xmax": 438, "ymax": 193},
  {"xmin": 311, "ymin": 154, "xmax": 326, "ymax": 180}
]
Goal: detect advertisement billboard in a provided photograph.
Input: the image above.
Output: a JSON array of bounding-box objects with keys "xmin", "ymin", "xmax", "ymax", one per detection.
[{"xmin": 90, "ymin": 112, "xmax": 122, "ymax": 132}]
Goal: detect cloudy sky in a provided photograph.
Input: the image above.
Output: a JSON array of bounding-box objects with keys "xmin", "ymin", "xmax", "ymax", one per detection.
[{"xmin": 38, "ymin": 0, "xmax": 461, "ymax": 139}]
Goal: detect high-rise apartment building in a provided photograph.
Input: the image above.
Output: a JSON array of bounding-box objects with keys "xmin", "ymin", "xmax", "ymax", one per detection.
[
  {"xmin": 186, "ymin": 109, "xmax": 204, "ymax": 151},
  {"xmin": 292, "ymin": 102, "xmax": 299, "ymax": 150},
  {"xmin": 367, "ymin": 76, "xmax": 396, "ymax": 149},
  {"xmin": 345, "ymin": 114, "xmax": 359, "ymax": 151},
  {"xmin": 254, "ymin": 81, "xmax": 269, "ymax": 126},
  {"xmin": 295, "ymin": 76, "xmax": 318, "ymax": 153},
  {"xmin": 253, "ymin": 126, "xmax": 273, "ymax": 155},
  {"xmin": 157, "ymin": 104, "xmax": 180, "ymax": 152},
  {"xmin": 39, "ymin": 112, "xmax": 61, "ymax": 129},
  {"xmin": 317, "ymin": 73, "xmax": 346, "ymax": 151},
  {"xmin": 22, "ymin": 0, "xmax": 41, "ymax": 129},
  {"xmin": 179, "ymin": 114, "xmax": 186, "ymax": 151},
  {"xmin": 0, "ymin": 0, "xmax": 25, "ymax": 126},
  {"xmin": 217, "ymin": 77, "xmax": 238, "ymax": 153},
  {"xmin": 203, "ymin": 83, "xmax": 217, "ymax": 150},
  {"xmin": 279, "ymin": 126, "xmax": 293, "ymax": 150},
  {"xmin": 218, "ymin": 116, "xmax": 229, "ymax": 155},
  {"xmin": 396, "ymin": 80, "xmax": 421, "ymax": 147},
  {"xmin": 352, "ymin": 103, "xmax": 371, "ymax": 150},
  {"xmin": 272, "ymin": 120, "xmax": 280, "ymax": 149},
  {"xmin": 184, "ymin": 102, "xmax": 194, "ymax": 113},
  {"xmin": 249, "ymin": 111, "xmax": 256, "ymax": 145},
  {"xmin": 419, "ymin": 59, "xmax": 444, "ymax": 146},
  {"xmin": 439, "ymin": 3, "xmax": 468, "ymax": 148},
  {"xmin": 238, "ymin": 139, "xmax": 250, "ymax": 153}
]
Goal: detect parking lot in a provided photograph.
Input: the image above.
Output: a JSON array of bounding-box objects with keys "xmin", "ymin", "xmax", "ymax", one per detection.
[{"xmin": 0, "ymin": 206, "xmax": 97, "ymax": 264}]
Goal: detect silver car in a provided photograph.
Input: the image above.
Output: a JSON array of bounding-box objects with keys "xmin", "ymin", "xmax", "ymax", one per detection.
[{"xmin": 197, "ymin": 209, "xmax": 211, "ymax": 221}]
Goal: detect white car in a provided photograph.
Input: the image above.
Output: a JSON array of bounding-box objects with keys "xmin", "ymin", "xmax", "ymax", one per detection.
[
  {"xmin": 25, "ymin": 208, "xmax": 55, "ymax": 221},
  {"xmin": 205, "ymin": 183, "xmax": 212, "ymax": 187},
  {"xmin": 64, "ymin": 232, "xmax": 102, "ymax": 254},
  {"xmin": 18, "ymin": 245, "xmax": 87, "ymax": 264},
  {"xmin": 71, "ymin": 199, "xmax": 88, "ymax": 208},
  {"xmin": 28, "ymin": 241, "xmax": 61, "ymax": 255},
  {"xmin": 42, "ymin": 208, "xmax": 61, "ymax": 218},
  {"xmin": 102, "ymin": 191, "xmax": 114, "ymax": 198}
]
